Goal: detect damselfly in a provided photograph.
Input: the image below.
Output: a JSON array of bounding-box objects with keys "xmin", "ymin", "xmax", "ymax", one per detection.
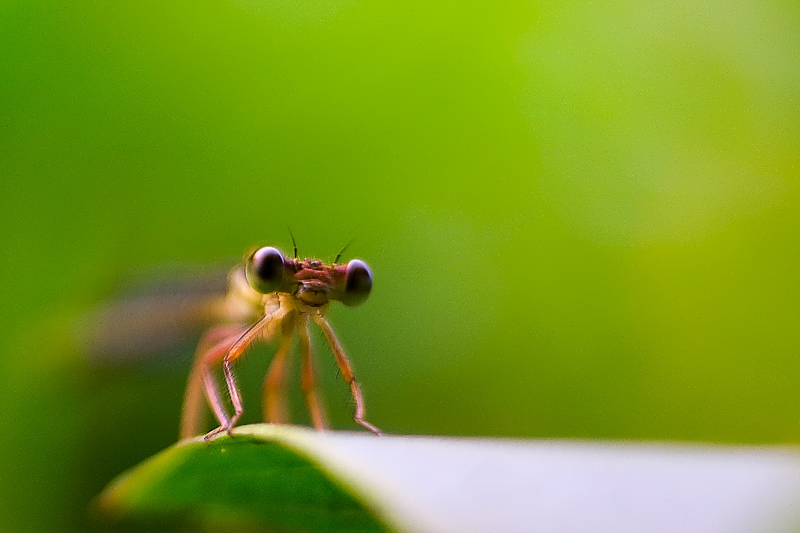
[{"xmin": 180, "ymin": 244, "xmax": 381, "ymax": 440}]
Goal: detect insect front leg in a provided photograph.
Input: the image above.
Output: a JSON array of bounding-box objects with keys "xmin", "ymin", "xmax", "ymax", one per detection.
[
  {"xmin": 204, "ymin": 313, "xmax": 273, "ymax": 441},
  {"xmin": 181, "ymin": 326, "xmax": 248, "ymax": 440},
  {"xmin": 312, "ymin": 314, "xmax": 382, "ymax": 435}
]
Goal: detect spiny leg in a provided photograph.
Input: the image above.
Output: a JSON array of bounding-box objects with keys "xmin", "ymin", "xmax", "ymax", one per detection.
[
  {"xmin": 299, "ymin": 316, "xmax": 328, "ymax": 431},
  {"xmin": 181, "ymin": 326, "xmax": 247, "ymax": 439},
  {"xmin": 203, "ymin": 360, "xmax": 230, "ymax": 434},
  {"xmin": 262, "ymin": 311, "xmax": 297, "ymax": 424},
  {"xmin": 312, "ymin": 314, "xmax": 382, "ymax": 435},
  {"xmin": 205, "ymin": 312, "xmax": 275, "ymax": 441}
]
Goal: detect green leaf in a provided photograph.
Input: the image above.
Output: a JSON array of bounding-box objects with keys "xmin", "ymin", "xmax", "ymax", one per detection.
[
  {"xmin": 98, "ymin": 425, "xmax": 399, "ymax": 532},
  {"xmin": 100, "ymin": 424, "xmax": 800, "ymax": 533}
]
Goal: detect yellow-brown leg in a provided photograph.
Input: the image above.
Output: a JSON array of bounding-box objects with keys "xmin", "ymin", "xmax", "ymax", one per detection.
[
  {"xmin": 299, "ymin": 317, "xmax": 328, "ymax": 431},
  {"xmin": 312, "ymin": 314, "xmax": 381, "ymax": 435},
  {"xmin": 204, "ymin": 312, "xmax": 277, "ymax": 441},
  {"xmin": 180, "ymin": 325, "xmax": 246, "ymax": 439}
]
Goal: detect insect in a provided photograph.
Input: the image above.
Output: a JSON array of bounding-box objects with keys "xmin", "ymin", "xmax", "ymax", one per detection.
[{"xmin": 180, "ymin": 243, "xmax": 381, "ymax": 441}]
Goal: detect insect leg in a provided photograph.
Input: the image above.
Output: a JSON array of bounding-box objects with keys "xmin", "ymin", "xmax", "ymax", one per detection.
[
  {"xmin": 205, "ymin": 312, "xmax": 274, "ymax": 441},
  {"xmin": 181, "ymin": 326, "xmax": 247, "ymax": 439},
  {"xmin": 203, "ymin": 359, "xmax": 230, "ymax": 433},
  {"xmin": 299, "ymin": 316, "xmax": 328, "ymax": 431},
  {"xmin": 262, "ymin": 311, "xmax": 296, "ymax": 424},
  {"xmin": 312, "ymin": 314, "xmax": 382, "ymax": 435}
]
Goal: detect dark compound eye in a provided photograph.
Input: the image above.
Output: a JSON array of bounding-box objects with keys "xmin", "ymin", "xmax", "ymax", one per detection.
[
  {"xmin": 340, "ymin": 259, "xmax": 372, "ymax": 307},
  {"xmin": 246, "ymin": 246, "xmax": 285, "ymax": 294}
]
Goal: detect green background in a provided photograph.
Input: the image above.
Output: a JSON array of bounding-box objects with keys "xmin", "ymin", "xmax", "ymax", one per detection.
[{"xmin": 1, "ymin": 0, "xmax": 798, "ymax": 531}]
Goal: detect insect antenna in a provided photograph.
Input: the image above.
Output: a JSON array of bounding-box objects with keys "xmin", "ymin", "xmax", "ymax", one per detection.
[
  {"xmin": 334, "ymin": 238, "xmax": 354, "ymax": 264},
  {"xmin": 287, "ymin": 226, "xmax": 298, "ymax": 259}
]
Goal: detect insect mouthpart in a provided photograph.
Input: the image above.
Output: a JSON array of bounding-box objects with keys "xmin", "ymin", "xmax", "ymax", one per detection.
[{"xmin": 296, "ymin": 282, "xmax": 331, "ymax": 307}]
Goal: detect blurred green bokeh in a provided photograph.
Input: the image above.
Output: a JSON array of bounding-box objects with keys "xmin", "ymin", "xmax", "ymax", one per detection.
[{"xmin": 1, "ymin": 0, "xmax": 798, "ymax": 531}]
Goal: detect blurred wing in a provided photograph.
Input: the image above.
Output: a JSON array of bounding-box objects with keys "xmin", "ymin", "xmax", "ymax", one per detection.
[{"xmin": 78, "ymin": 267, "xmax": 231, "ymax": 365}]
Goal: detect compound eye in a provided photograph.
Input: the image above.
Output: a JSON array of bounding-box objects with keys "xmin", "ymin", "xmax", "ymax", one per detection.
[
  {"xmin": 246, "ymin": 247, "xmax": 285, "ymax": 294},
  {"xmin": 340, "ymin": 259, "xmax": 372, "ymax": 307}
]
